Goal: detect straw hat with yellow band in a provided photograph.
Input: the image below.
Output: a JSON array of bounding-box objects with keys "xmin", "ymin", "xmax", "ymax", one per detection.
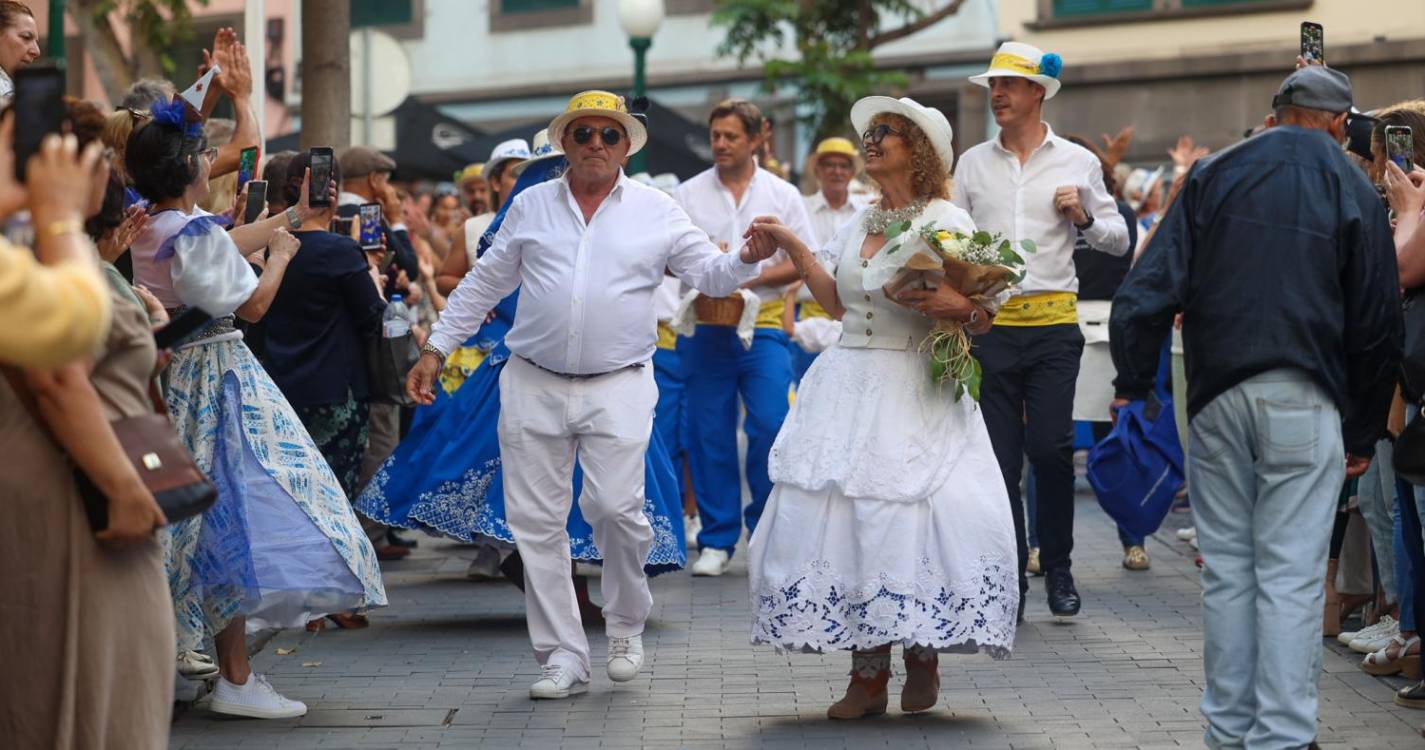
[
  {"xmin": 547, "ymin": 90, "xmax": 648, "ymax": 157},
  {"xmin": 456, "ymin": 162, "xmax": 484, "ymax": 184},
  {"xmin": 969, "ymin": 42, "xmax": 1063, "ymax": 101},
  {"xmin": 805, "ymin": 136, "xmax": 863, "ymax": 174}
]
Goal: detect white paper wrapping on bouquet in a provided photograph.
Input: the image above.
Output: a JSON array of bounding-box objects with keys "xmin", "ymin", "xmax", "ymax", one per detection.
[
  {"xmin": 860, "ymin": 214, "xmax": 946, "ymax": 292},
  {"xmin": 671, "ymin": 288, "xmax": 762, "ymax": 349}
]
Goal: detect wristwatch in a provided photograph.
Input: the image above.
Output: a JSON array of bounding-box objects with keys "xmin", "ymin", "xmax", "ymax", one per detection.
[
  {"xmin": 1074, "ymin": 209, "xmax": 1095, "ymax": 232},
  {"xmin": 284, "ymin": 206, "xmax": 302, "ymax": 230},
  {"xmin": 420, "ymin": 342, "xmax": 447, "ymax": 365}
]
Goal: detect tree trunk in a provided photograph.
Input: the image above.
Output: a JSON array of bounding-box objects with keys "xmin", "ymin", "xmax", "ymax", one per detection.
[
  {"xmin": 68, "ymin": 0, "xmax": 136, "ymax": 104},
  {"xmin": 299, "ymin": 0, "xmax": 350, "ymax": 150}
]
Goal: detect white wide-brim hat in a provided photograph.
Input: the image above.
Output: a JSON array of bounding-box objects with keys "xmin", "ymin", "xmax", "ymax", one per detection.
[
  {"xmin": 850, "ymin": 96, "xmax": 955, "ymax": 173},
  {"xmin": 969, "ymin": 42, "xmax": 1063, "ymax": 101},
  {"xmin": 486, "ymin": 138, "xmax": 532, "ymax": 177},
  {"xmin": 547, "ymin": 90, "xmax": 648, "ymax": 158},
  {"xmin": 510, "ymin": 128, "xmax": 564, "ymax": 177}
]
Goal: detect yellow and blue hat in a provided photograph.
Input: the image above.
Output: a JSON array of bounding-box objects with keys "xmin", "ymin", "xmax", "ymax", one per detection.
[
  {"xmin": 969, "ymin": 42, "xmax": 1063, "ymax": 101},
  {"xmin": 547, "ymin": 90, "xmax": 648, "ymax": 157}
]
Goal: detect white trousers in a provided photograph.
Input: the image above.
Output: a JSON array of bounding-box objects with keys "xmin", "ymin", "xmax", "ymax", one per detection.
[{"xmin": 497, "ymin": 356, "xmax": 658, "ymax": 679}]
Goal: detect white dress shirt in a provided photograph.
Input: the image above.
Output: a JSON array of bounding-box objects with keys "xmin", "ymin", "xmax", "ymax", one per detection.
[
  {"xmin": 952, "ymin": 122, "xmax": 1129, "ymax": 296},
  {"xmin": 673, "ymin": 166, "xmax": 815, "ymax": 305},
  {"xmin": 804, "ymin": 190, "xmax": 869, "ymax": 250},
  {"xmin": 428, "ymin": 171, "xmax": 760, "ymax": 375}
]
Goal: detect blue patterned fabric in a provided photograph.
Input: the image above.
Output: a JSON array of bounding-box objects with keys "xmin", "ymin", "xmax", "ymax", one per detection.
[
  {"xmin": 356, "ymin": 342, "xmax": 687, "ymax": 575},
  {"xmin": 162, "ymin": 333, "xmax": 387, "ymax": 649}
]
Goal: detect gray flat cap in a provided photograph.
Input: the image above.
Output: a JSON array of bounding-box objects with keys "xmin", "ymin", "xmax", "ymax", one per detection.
[{"xmin": 1271, "ymin": 66, "xmax": 1353, "ymax": 114}]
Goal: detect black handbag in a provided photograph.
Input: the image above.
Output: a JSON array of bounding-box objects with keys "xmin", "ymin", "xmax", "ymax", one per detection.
[
  {"xmin": 1395, "ymin": 290, "xmax": 1425, "ymax": 484},
  {"xmin": 365, "ymin": 332, "xmax": 419, "ymax": 407},
  {"xmin": 3, "ymin": 369, "xmax": 216, "ymax": 532}
]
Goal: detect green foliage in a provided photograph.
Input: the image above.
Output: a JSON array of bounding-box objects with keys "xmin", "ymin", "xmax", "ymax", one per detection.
[
  {"xmin": 94, "ymin": 0, "xmax": 210, "ymax": 76},
  {"xmin": 711, "ymin": 0, "xmax": 958, "ymax": 141},
  {"xmin": 883, "ymin": 219, "xmax": 912, "ymax": 242}
]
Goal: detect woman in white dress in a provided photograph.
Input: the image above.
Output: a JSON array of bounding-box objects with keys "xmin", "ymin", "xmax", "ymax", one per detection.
[{"xmin": 744, "ymin": 97, "xmax": 1019, "ymax": 720}]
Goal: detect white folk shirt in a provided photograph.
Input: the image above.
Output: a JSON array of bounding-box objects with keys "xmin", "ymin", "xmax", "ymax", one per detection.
[
  {"xmin": 673, "ymin": 166, "xmax": 815, "ymax": 305},
  {"xmin": 804, "ymin": 190, "xmax": 869, "ymax": 251},
  {"xmin": 951, "ymin": 122, "xmax": 1129, "ymax": 296},
  {"xmin": 428, "ymin": 171, "xmax": 760, "ymax": 375}
]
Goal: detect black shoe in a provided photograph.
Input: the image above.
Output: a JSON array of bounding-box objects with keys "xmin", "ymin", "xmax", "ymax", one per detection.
[
  {"xmin": 387, "ymin": 530, "xmax": 419, "ymax": 548},
  {"xmin": 1045, "ymin": 568, "xmax": 1081, "ymax": 617}
]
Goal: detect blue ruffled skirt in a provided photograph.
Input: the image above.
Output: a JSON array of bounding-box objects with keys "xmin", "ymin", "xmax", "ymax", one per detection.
[
  {"xmin": 163, "ymin": 333, "xmax": 387, "ymax": 649},
  {"xmin": 356, "ymin": 343, "xmax": 686, "ymax": 574}
]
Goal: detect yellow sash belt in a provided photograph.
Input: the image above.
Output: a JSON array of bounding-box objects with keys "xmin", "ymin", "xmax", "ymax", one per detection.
[
  {"xmin": 994, "ymin": 291, "xmax": 1078, "ymax": 327},
  {"xmin": 755, "ymin": 299, "xmax": 786, "ymax": 330},
  {"xmin": 798, "ymin": 300, "xmax": 831, "ymax": 321},
  {"xmin": 656, "ymin": 322, "xmax": 678, "ymax": 351}
]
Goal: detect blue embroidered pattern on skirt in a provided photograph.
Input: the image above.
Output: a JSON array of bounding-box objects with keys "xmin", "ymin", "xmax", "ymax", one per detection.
[{"xmin": 751, "ymin": 556, "xmax": 1017, "ymax": 658}]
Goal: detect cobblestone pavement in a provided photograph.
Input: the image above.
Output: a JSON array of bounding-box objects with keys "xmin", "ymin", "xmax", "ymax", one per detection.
[{"xmin": 170, "ymin": 490, "xmax": 1424, "ymax": 749}]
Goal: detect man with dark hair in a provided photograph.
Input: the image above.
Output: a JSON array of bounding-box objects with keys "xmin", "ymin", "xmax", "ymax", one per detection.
[
  {"xmin": 672, "ymin": 98, "xmax": 814, "ymax": 577},
  {"xmin": 1110, "ymin": 65, "xmax": 1402, "ymax": 748},
  {"xmin": 954, "ymin": 43, "xmax": 1130, "ymax": 620}
]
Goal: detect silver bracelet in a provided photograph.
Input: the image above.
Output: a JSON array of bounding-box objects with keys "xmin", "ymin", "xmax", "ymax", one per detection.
[{"xmin": 420, "ymin": 342, "xmax": 446, "ymax": 365}]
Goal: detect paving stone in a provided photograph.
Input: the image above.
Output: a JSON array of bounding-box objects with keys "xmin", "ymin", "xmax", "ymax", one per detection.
[{"xmin": 168, "ymin": 491, "xmax": 1423, "ymax": 749}]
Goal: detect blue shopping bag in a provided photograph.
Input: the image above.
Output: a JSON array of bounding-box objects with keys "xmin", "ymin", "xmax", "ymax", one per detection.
[{"xmin": 1086, "ymin": 341, "xmax": 1185, "ymax": 540}]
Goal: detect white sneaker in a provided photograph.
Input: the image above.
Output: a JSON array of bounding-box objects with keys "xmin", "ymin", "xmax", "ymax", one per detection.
[
  {"xmin": 684, "ymin": 515, "xmax": 702, "ymax": 548},
  {"xmin": 465, "ymin": 546, "xmax": 503, "ymax": 580},
  {"xmin": 1340, "ymin": 615, "xmax": 1396, "ymax": 646},
  {"xmin": 1175, "ymin": 527, "xmax": 1197, "ymax": 541},
  {"xmin": 177, "ymin": 650, "xmax": 219, "ymax": 680},
  {"xmin": 1351, "ymin": 619, "xmax": 1402, "ymax": 654},
  {"xmin": 690, "ymin": 547, "xmax": 730, "ymax": 577},
  {"xmin": 529, "ymin": 664, "xmax": 588, "ymax": 699},
  {"xmin": 607, "ymin": 635, "xmax": 644, "ymax": 682},
  {"xmin": 208, "ymin": 673, "xmax": 308, "ymax": 719}
]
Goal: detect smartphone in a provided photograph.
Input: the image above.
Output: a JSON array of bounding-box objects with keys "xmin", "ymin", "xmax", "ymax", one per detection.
[
  {"xmin": 331, "ymin": 216, "xmax": 354, "ymax": 236},
  {"xmin": 1387, "ymin": 125, "xmax": 1415, "ymax": 174},
  {"xmin": 358, "ymin": 203, "xmax": 383, "ymax": 250},
  {"xmin": 154, "ymin": 308, "xmax": 213, "ymax": 350},
  {"xmin": 243, "ymin": 180, "xmax": 267, "ymax": 225},
  {"xmin": 236, "ymin": 146, "xmax": 259, "ymax": 194},
  {"xmin": 308, "ymin": 146, "xmax": 334, "ymax": 207},
  {"xmin": 11, "ymin": 63, "xmax": 66, "ymax": 182},
  {"xmin": 1301, "ymin": 21, "xmax": 1324, "ymax": 66}
]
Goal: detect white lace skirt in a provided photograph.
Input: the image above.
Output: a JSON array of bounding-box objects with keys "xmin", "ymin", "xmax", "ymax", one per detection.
[{"xmin": 749, "ymin": 345, "xmax": 1019, "ymax": 656}]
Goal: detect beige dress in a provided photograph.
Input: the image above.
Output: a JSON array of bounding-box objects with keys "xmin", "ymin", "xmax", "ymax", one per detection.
[{"xmin": 0, "ymin": 287, "xmax": 176, "ymax": 749}]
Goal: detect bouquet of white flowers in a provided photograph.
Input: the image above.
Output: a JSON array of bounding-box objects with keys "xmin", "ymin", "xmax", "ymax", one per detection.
[{"xmin": 865, "ymin": 221, "xmax": 1036, "ymax": 400}]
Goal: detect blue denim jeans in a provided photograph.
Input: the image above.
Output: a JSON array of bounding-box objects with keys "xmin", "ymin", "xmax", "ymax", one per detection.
[
  {"xmin": 1356, "ymin": 439, "xmax": 1397, "ymax": 601},
  {"xmin": 1190, "ymin": 370, "xmax": 1342, "ymax": 749}
]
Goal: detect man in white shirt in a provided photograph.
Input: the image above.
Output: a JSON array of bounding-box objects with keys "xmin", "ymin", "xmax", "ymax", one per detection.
[
  {"xmin": 953, "ymin": 43, "xmax": 1130, "ymax": 621},
  {"xmin": 407, "ymin": 91, "xmax": 779, "ymax": 700},
  {"xmin": 795, "ymin": 136, "xmax": 867, "ymax": 382},
  {"xmin": 672, "ymin": 99, "xmax": 815, "ymax": 577}
]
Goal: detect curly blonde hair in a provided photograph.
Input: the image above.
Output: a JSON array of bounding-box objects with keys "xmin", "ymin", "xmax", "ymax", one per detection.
[{"xmin": 872, "ymin": 112, "xmax": 950, "ymax": 202}]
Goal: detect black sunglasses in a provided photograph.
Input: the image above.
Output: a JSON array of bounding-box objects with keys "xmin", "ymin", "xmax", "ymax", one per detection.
[
  {"xmin": 572, "ymin": 126, "xmax": 623, "ymax": 147},
  {"xmin": 861, "ymin": 123, "xmax": 904, "ymax": 146}
]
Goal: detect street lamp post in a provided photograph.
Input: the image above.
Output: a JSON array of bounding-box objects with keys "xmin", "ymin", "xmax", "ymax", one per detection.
[
  {"xmin": 47, "ymin": 0, "xmax": 64, "ymax": 62},
  {"xmin": 618, "ymin": 0, "xmax": 663, "ymax": 174}
]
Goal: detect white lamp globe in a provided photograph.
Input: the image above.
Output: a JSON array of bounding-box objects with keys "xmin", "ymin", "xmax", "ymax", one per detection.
[{"xmin": 618, "ymin": 0, "xmax": 665, "ymax": 39}]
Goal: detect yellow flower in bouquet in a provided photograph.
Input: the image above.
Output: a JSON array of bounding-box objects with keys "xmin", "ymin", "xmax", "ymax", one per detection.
[{"xmin": 877, "ymin": 221, "xmax": 1037, "ymax": 401}]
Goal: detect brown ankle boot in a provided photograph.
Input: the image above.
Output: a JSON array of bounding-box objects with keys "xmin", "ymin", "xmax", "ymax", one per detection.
[
  {"xmin": 901, "ymin": 645, "xmax": 940, "ymax": 713},
  {"xmin": 827, "ymin": 649, "xmax": 890, "ymax": 720}
]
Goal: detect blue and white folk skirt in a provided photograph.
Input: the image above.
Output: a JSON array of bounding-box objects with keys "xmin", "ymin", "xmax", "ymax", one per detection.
[
  {"xmin": 162, "ymin": 328, "xmax": 387, "ymax": 650},
  {"xmin": 356, "ymin": 343, "xmax": 687, "ymax": 575}
]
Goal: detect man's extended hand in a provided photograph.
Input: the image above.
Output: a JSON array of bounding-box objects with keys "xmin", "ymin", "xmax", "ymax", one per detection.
[
  {"xmin": 406, "ymin": 352, "xmax": 442, "ymax": 406},
  {"xmin": 1345, "ymin": 453, "xmax": 1372, "ymax": 479}
]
